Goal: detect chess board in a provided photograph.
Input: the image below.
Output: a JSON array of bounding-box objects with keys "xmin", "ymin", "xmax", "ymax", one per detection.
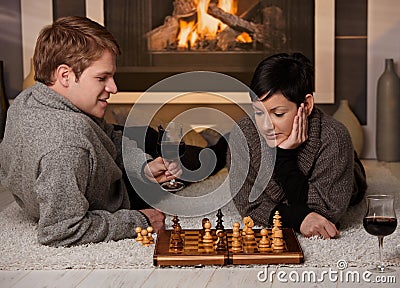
[{"xmin": 153, "ymin": 228, "xmax": 304, "ymax": 266}]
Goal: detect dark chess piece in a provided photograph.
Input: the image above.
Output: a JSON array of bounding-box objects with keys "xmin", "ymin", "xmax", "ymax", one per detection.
[
  {"xmin": 215, "ymin": 209, "xmax": 225, "ymax": 231},
  {"xmin": 171, "ymin": 225, "xmax": 183, "ymax": 250},
  {"xmin": 172, "ymin": 215, "xmax": 181, "ymax": 230},
  {"xmin": 215, "ymin": 230, "xmax": 226, "ymax": 251}
]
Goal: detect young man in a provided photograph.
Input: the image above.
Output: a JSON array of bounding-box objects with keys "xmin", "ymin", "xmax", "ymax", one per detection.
[
  {"xmin": 227, "ymin": 53, "xmax": 367, "ymax": 239},
  {"xmin": 0, "ymin": 16, "xmax": 181, "ymax": 247}
]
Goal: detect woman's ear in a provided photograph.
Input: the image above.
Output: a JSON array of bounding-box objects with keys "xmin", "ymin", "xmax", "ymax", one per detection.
[
  {"xmin": 54, "ymin": 64, "xmax": 72, "ymax": 87},
  {"xmin": 304, "ymin": 94, "xmax": 314, "ymax": 116}
]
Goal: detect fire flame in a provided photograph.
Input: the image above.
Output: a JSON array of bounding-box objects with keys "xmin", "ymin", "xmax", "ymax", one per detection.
[
  {"xmin": 177, "ymin": 20, "xmax": 195, "ymax": 48},
  {"xmin": 177, "ymin": 0, "xmax": 245, "ymax": 49}
]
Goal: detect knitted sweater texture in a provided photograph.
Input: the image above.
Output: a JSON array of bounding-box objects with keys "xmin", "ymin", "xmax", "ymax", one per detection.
[{"xmin": 0, "ymin": 83, "xmax": 149, "ymax": 246}]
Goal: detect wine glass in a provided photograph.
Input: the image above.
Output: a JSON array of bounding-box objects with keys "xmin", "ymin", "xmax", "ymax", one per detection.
[
  {"xmin": 363, "ymin": 195, "xmax": 397, "ymax": 273},
  {"xmin": 157, "ymin": 122, "xmax": 186, "ymax": 192}
]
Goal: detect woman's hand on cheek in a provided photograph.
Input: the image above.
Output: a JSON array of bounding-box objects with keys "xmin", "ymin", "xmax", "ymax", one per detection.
[{"xmin": 278, "ymin": 103, "xmax": 308, "ymax": 149}]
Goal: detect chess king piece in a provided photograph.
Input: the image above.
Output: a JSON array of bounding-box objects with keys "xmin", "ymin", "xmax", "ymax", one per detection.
[
  {"xmin": 258, "ymin": 228, "xmax": 271, "ymax": 252},
  {"xmin": 272, "ymin": 211, "xmax": 282, "ymax": 233},
  {"xmin": 215, "ymin": 209, "xmax": 225, "ymax": 231}
]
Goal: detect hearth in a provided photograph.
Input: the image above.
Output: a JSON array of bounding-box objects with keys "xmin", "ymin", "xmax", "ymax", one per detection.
[{"xmin": 105, "ymin": 0, "xmax": 314, "ymax": 91}]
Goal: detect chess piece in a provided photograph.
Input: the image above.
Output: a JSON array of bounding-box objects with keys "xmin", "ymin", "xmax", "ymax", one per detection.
[
  {"xmin": 215, "ymin": 230, "xmax": 226, "ymax": 251},
  {"xmin": 141, "ymin": 229, "xmax": 150, "ymax": 246},
  {"xmin": 215, "ymin": 209, "xmax": 225, "ymax": 231},
  {"xmin": 272, "ymin": 228, "xmax": 284, "ymax": 251},
  {"xmin": 202, "ymin": 220, "xmax": 213, "ymax": 246},
  {"xmin": 135, "ymin": 227, "xmax": 143, "ymax": 242},
  {"xmin": 272, "ymin": 211, "xmax": 282, "ymax": 233},
  {"xmin": 147, "ymin": 226, "xmax": 154, "ymax": 244},
  {"xmin": 243, "ymin": 216, "xmax": 255, "ymax": 243},
  {"xmin": 231, "ymin": 228, "xmax": 242, "ymax": 252},
  {"xmin": 172, "ymin": 215, "xmax": 181, "ymax": 230},
  {"xmin": 258, "ymin": 228, "xmax": 271, "ymax": 252},
  {"xmin": 201, "ymin": 217, "xmax": 210, "ymax": 236},
  {"xmin": 171, "ymin": 225, "xmax": 183, "ymax": 250}
]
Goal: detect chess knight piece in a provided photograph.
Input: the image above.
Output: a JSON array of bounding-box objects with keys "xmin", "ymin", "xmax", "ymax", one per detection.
[{"xmin": 242, "ymin": 216, "xmax": 255, "ymax": 243}]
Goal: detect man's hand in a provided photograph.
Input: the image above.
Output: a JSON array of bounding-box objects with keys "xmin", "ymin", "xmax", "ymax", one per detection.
[
  {"xmin": 278, "ymin": 103, "xmax": 308, "ymax": 149},
  {"xmin": 139, "ymin": 208, "xmax": 165, "ymax": 233},
  {"xmin": 143, "ymin": 157, "xmax": 182, "ymax": 183},
  {"xmin": 300, "ymin": 212, "xmax": 339, "ymax": 239}
]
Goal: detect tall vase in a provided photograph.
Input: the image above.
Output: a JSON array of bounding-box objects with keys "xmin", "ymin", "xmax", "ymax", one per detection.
[
  {"xmin": 333, "ymin": 99, "xmax": 364, "ymax": 156},
  {"xmin": 22, "ymin": 58, "xmax": 35, "ymax": 90},
  {"xmin": 376, "ymin": 58, "xmax": 400, "ymax": 162},
  {"xmin": 0, "ymin": 60, "xmax": 10, "ymax": 140}
]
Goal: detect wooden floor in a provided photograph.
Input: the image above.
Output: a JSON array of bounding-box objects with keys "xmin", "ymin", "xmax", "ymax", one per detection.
[{"xmin": 1, "ymin": 160, "xmax": 399, "ymax": 288}]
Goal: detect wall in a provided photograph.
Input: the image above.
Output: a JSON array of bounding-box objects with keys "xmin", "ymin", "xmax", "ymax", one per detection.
[
  {"xmin": 1, "ymin": 0, "xmax": 400, "ymax": 158},
  {"xmin": 0, "ymin": 0, "xmax": 23, "ymax": 99},
  {"xmin": 365, "ymin": 0, "xmax": 400, "ymax": 159}
]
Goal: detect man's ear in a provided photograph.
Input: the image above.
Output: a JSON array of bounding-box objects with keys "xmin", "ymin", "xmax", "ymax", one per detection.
[
  {"xmin": 304, "ymin": 94, "xmax": 314, "ymax": 116},
  {"xmin": 54, "ymin": 64, "xmax": 72, "ymax": 87}
]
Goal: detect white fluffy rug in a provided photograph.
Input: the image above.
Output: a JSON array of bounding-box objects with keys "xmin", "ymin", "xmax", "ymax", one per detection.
[{"xmin": 1, "ymin": 161, "xmax": 399, "ymax": 270}]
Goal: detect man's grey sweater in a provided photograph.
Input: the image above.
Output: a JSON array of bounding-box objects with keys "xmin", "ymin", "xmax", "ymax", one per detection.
[{"xmin": 0, "ymin": 82, "xmax": 149, "ymax": 246}]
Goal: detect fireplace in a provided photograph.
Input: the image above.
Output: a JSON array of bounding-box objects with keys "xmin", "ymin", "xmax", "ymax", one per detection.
[{"xmin": 105, "ymin": 0, "xmax": 314, "ymax": 91}]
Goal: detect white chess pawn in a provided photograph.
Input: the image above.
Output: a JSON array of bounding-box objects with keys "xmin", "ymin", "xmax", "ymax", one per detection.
[
  {"xmin": 258, "ymin": 228, "xmax": 271, "ymax": 252},
  {"xmin": 203, "ymin": 220, "xmax": 213, "ymax": 246},
  {"xmin": 147, "ymin": 226, "xmax": 154, "ymax": 244},
  {"xmin": 231, "ymin": 229, "xmax": 242, "ymax": 252},
  {"xmin": 135, "ymin": 227, "xmax": 143, "ymax": 242},
  {"xmin": 141, "ymin": 228, "xmax": 150, "ymax": 246}
]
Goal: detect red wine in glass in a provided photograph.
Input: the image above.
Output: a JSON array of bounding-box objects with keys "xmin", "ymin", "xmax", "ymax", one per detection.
[
  {"xmin": 363, "ymin": 195, "xmax": 397, "ymax": 273},
  {"xmin": 363, "ymin": 216, "xmax": 397, "ymax": 237}
]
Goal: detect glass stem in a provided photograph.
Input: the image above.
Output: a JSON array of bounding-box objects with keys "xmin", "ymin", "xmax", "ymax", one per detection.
[{"xmin": 378, "ymin": 236, "xmax": 384, "ymax": 271}]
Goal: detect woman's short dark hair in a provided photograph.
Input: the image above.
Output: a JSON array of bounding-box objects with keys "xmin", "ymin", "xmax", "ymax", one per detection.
[{"xmin": 249, "ymin": 52, "xmax": 314, "ymax": 107}]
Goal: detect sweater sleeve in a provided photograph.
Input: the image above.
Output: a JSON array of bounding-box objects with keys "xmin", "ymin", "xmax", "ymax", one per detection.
[
  {"xmin": 305, "ymin": 122, "xmax": 355, "ymax": 224},
  {"xmin": 35, "ymin": 147, "xmax": 149, "ymax": 247}
]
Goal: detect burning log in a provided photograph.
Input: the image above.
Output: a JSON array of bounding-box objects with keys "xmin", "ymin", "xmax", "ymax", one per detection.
[
  {"xmin": 146, "ymin": 16, "xmax": 179, "ymax": 51},
  {"xmin": 208, "ymin": 1, "xmax": 285, "ymax": 50},
  {"xmin": 216, "ymin": 1, "xmax": 261, "ymax": 50},
  {"xmin": 207, "ymin": 1, "xmax": 264, "ymax": 43}
]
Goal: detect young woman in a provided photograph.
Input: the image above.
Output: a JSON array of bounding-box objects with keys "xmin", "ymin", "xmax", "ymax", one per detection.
[{"xmin": 227, "ymin": 53, "xmax": 367, "ymax": 239}]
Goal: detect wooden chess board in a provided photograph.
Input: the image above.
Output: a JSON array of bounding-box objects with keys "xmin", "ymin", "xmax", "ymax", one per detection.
[{"xmin": 153, "ymin": 228, "xmax": 304, "ymax": 266}]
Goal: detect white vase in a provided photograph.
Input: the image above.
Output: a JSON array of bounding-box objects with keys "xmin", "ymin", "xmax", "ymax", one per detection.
[{"xmin": 333, "ymin": 99, "xmax": 364, "ymax": 156}]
